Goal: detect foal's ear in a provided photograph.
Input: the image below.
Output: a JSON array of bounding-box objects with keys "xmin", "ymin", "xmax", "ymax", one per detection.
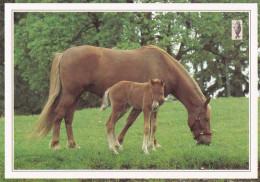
[
  {"xmin": 203, "ymin": 97, "xmax": 211, "ymax": 108},
  {"xmin": 150, "ymin": 79, "xmax": 156, "ymax": 85},
  {"xmin": 160, "ymin": 79, "xmax": 165, "ymax": 86}
]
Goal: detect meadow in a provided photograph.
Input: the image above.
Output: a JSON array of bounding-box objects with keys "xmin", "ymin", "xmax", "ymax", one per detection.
[
  {"xmin": 0, "ymin": 97, "xmax": 254, "ymax": 182},
  {"xmin": 3, "ymin": 97, "xmax": 249, "ymax": 171}
]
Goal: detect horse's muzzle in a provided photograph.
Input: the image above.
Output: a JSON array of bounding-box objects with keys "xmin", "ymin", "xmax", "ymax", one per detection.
[{"xmin": 197, "ymin": 135, "xmax": 212, "ymax": 146}]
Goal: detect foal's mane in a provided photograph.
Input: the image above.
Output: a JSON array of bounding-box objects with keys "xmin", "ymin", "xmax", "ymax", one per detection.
[{"xmin": 144, "ymin": 45, "xmax": 206, "ymax": 101}]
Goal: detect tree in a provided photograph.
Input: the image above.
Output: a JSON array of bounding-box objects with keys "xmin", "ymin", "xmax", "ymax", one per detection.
[{"xmin": 13, "ymin": 10, "xmax": 251, "ymax": 115}]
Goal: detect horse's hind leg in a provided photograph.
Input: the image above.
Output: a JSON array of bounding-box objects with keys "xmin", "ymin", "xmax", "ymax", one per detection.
[
  {"xmin": 65, "ymin": 97, "xmax": 80, "ymax": 149},
  {"xmin": 49, "ymin": 93, "xmax": 76, "ymax": 149},
  {"xmin": 117, "ymin": 108, "xmax": 142, "ymax": 145}
]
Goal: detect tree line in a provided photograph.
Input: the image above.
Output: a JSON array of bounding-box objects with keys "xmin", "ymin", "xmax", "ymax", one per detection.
[{"xmin": 1, "ymin": 0, "xmax": 258, "ymax": 116}]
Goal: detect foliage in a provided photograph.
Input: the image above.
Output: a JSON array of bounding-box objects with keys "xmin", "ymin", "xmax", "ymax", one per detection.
[
  {"xmin": 0, "ymin": 0, "xmax": 256, "ymax": 115},
  {"xmin": 13, "ymin": 10, "xmax": 250, "ymax": 115}
]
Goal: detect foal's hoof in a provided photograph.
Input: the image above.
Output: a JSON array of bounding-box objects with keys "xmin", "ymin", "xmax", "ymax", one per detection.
[
  {"xmin": 155, "ymin": 143, "xmax": 161, "ymax": 148},
  {"xmin": 110, "ymin": 147, "xmax": 119, "ymax": 155},
  {"xmin": 144, "ymin": 151, "xmax": 150, "ymax": 155},
  {"xmin": 116, "ymin": 145, "xmax": 123, "ymax": 151},
  {"xmin": 152, "ymin": 147, "xmax": 157, "ymax": 151},
  {"xmin": 117, "ymin": 138, "xmax": 123, "ymax": 145},
  {"xmin": 111, "ymin": 149, "xmax": 119, "ymax": 155},
  {"xmin": 143, "ymin": 149, "xmax": 150, "ymax": 155},
  {"xmin": 114, "ymin": 150, "xmax": 119, "ymax": 155}
]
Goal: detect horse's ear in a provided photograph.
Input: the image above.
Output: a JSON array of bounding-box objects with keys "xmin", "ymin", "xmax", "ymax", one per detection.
[{"xmin": 203, "ymin": 97, "xmax": 211, "ymax": 108}]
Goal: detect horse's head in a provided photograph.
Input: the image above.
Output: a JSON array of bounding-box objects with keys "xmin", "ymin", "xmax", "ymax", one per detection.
[
  {"xmin": 189, "ymin": 97, "xmax": 212, "ymax": 146},
  {"xmin": 149, "ymin": 79, "xmax": 165, "ymax": 112}
]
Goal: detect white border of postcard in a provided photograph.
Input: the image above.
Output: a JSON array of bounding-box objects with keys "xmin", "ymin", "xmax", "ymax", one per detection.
[{"xmin": 5, "ymin": 3, "xmax": 258, "ymax": 179}]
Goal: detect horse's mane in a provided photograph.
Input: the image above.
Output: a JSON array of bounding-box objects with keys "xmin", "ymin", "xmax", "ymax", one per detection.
[{"xmin": 144, "ymin": 45, "xmax": 206, "ymax": 100}]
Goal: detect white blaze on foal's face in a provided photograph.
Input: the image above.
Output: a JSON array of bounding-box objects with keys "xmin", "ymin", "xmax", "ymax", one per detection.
[
  {"xmin": 151, "ymin": 100, "xmax": 160, "ymax": 112},
  {"xmin": 150, "ymin": 79, "xmax": 165, "ymax": 112}
]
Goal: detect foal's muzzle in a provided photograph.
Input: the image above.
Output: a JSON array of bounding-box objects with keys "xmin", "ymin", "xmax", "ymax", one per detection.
[{"xmin": 151, "ymin": 100, "xmax": 159, "ymax": 112}]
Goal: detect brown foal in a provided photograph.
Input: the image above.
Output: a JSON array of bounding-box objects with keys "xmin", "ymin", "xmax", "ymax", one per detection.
[{"xmin": 100, "ymin": 79, "xmax": 165, "ymax": 155}]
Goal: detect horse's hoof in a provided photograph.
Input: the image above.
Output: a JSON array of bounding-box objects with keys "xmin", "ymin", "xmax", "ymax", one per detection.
[
  {"xmin": 50, "ymin": 144, "xmax": 61, "ymax": 150},
  {"xmin": 49, "ymin": 141, "xmax": 61, "ymax": 150},
  {"xmin": 54, "ymin": 145, "xmax": 62, "ymax": 150},
  {"xmin": 71, "ymin": 145, "xmax": 80, "ymax": 149},
  {"xmin": 67, "ymin": 142, "xmax": 80, "ymax": 149}
]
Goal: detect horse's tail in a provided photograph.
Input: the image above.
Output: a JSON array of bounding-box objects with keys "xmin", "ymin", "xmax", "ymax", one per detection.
[
  {"xmin": 29, "ymin": 53, "xmax": 63, "ymax": 140},
  {"xmin": 100, "ymin": 89, "xmax": 110, "ymax": 111}
]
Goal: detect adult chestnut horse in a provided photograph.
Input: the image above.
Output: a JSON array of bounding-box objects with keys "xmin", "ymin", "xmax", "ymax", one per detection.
[{"xmin": 31, "ymin": 45, "xmax": 212, "ymax": 149}]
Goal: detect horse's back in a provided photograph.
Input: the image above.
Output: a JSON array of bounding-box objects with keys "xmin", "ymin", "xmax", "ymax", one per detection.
[{"xmin": 59, "ymin": 45, "xmax": 175, "ymax": 97}]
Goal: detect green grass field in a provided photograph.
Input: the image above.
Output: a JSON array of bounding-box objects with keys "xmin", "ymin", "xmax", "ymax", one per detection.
[
  {"xmin": 1, "ymin": 97, "xmax": 256, "ymax": 182},
  {"xmin": 3, "ymin": 97, "xmax": 249, "ymax": 171}
]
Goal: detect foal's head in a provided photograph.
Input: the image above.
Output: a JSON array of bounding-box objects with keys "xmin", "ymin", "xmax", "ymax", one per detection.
[{"xmin": 149, "ymin": 79, "xmax": 165, "ymax": 112}]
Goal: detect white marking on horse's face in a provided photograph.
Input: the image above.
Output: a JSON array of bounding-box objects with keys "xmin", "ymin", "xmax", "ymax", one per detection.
[{"xmin": 151, "ymin": 100, "xmax": 159, "ymax": 112}]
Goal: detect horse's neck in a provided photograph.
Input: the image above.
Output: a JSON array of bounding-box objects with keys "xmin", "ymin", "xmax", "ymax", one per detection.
[{"xmin": 174, "ymin": 74, "xmax": 205, "ymax": 113}]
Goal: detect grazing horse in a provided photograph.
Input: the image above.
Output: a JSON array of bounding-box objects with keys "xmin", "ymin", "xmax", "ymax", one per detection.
[
  {"xmin": 30, "ymin": 45, "xmax": 212, "ymax": 149},
  {"xmin": 100, "ymin": 79, "xmax": 165, "ymax": 155}
]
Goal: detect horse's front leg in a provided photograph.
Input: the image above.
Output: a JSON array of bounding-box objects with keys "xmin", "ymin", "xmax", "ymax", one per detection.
[{"xmin": 142, "ymin": 110, "xmax": 151, "ymax": 155}]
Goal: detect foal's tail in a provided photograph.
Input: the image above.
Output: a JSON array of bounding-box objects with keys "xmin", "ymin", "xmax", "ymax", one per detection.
[
  {"xmin": 29, "ymin": 53, "xmax": 63, "ymax": 140},
  {"xmin": 100, "ymin": 89, "xmax": 110, "ymax": 111}
]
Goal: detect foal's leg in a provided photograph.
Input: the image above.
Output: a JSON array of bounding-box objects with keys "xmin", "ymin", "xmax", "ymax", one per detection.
[
  {"xmin": 149, "ymin": 112, "xmax": 158, "ymax": 151},
  {"xmin": 50, "ymin": 93, "xmax": 75, "ymax": 150},
  {"xmin": 106, "ymin": 106, "xmax": 125, "ymax": 154},
  {"xmin": 64, "ymin": 98, "xmax": 80, "ymax": 149},
  {"xmin": 153, "ymin": 111, "xmax": 161, "ymax": 148},
  {"xmin": 117, "ymin": 108, "xmax": 142, "ymax": 145},
  {"xmin": 111, "ymin": 112, "xmax": 125, "ymax": 150},
  {"xmin": 142, "ymin": 110, "xmax": 151, "ymax": 155},
  {"xmin": 112, "ymin": 106, "xmax": 130, "ymax": 150},
  {"xmin": 106, "ymin": 114, "xmax": 118, "ymax": 154}
]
